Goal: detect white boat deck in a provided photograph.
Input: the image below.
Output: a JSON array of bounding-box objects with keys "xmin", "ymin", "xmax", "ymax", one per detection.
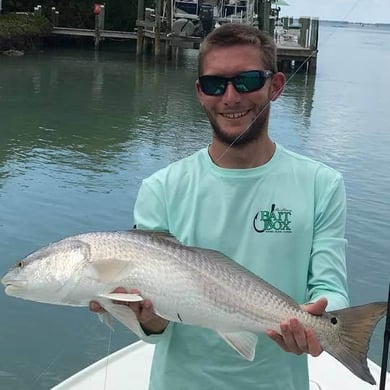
[{"xmin": 52, "ymin": 341, "xmax": 389, "ymax": 390}]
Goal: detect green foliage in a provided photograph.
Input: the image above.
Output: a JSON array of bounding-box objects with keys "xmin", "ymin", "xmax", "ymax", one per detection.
[
  {"xmin": 0, "ymin": 13, "xmax": 52, "ymax": 39},
  {"xmin": 0, "ymin": 13, "xmax": 52, "ymax": 50}
]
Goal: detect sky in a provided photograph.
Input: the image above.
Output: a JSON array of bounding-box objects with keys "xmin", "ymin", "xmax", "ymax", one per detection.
[{"xmin": 279, "ymin": 0, "xmax": 390, "ymax": 24}]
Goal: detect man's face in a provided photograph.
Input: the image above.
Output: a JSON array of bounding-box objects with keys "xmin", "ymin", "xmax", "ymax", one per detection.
[{"xmin": 196, "ymin": 44, "xmax": 280, "ymax": 147}]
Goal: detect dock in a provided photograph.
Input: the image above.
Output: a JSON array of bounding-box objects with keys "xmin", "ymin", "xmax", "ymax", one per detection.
[{"xmin": 47, "ymin": 1, "xmax": 319, "ymax": 74}]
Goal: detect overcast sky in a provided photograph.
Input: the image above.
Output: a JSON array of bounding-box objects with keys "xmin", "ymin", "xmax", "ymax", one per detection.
[{"xmin": 279, "ymin": 0, "xmax": 389, "ymax": 24}]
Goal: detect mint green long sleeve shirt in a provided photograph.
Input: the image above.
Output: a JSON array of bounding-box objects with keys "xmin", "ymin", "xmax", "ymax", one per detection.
[{"xmin": 133, "ymin": 144, "xmax": 349, "ymax": 390}]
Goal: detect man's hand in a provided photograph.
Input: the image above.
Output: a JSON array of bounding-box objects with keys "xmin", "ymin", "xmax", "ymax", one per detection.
[
  {"xmin": 89, "ymin": 287, "xmax": 169, "ymax": 335},
  {"xmin": 266, "ymin": 297, "xmax": 328, "ymax": 357}
]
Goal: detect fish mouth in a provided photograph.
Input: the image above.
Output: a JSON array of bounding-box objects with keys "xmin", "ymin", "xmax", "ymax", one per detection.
[
  {"xmin": 1, "ymin": 278, "xmax": 26, "ymax": 291},
  {"xmin": 3, "ymin": 283, "xmax": 27, "ymax": 297}
]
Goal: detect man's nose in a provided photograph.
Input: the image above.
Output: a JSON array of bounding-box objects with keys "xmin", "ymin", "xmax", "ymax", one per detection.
[{"xmin": 222, "ymin": 82, "xmax": 241, "ymax": 103}]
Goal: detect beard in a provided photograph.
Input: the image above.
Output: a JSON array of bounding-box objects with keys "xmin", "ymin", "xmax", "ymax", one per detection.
[{"xmin": 205, "ymin": 103, "xmax": 271, "ymax": 147}]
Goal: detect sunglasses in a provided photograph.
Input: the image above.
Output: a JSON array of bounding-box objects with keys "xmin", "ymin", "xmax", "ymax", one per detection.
[{"xmin": 198, "ymin": 70, "xmax": 274, "ymax": 96}]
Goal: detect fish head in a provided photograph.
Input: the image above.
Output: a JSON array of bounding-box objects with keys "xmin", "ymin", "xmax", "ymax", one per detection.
[{"xmin": 1, "ymin": 238, "xmax": 90, "ymax": 304}]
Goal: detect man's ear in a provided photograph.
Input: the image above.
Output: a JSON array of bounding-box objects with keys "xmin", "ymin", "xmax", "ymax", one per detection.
[
  {"xmin": 270, "ymin": 72, "xmax": 286, "ymax": 101},
  {"xmin": 195, "ymin": 79, "xmax": 206, "ymax": 106},
  {"xmin": 195, "ymin": 79, "xmax": 202, "ymax": 97}
]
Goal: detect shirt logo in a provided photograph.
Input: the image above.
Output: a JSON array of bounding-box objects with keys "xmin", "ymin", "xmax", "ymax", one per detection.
[{"xmin": 253, "ymin": 204, "xmax": 292, "ymax": 233}]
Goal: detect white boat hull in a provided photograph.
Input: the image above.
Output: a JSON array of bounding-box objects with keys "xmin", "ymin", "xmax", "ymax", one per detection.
[{"xmin": 52, "ymin": 341, "xmax": 389, "ymax": 390}]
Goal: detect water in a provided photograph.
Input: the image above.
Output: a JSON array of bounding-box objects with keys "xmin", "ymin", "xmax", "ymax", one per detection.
[{"xmin": 0, "ymin": 23, "xmax": 389, "ymax": 389}]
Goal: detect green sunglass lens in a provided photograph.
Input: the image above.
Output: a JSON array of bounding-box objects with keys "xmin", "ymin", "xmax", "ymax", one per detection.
[
  {"xmin": 235, "ymin": 73, "xmax": 263, "ymax": 92},
  {"xmin": 203, "ymin": 78, "xmax": 226, "ymax": 95}
]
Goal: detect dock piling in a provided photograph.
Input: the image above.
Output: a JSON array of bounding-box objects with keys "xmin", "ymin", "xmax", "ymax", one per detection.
[
  {"xmin": 136, "ymin": 0, "xmax": 145, "ymax": 55},
  {"xmin": 154, "ymin": 0, "xmax": 162, "ymax": 56},
  {"xmin": 51, "ymin": 7, "xmax": 59, "ymax": 27},
  {"xmin": 94, "ymin": 4, "xmax": 105, "ymax": 49}
]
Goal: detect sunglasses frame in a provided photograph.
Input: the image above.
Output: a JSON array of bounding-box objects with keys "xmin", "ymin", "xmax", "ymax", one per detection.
[{"xmin": 198, "ymin": 70, "xmax": 274, "ymax": 96}]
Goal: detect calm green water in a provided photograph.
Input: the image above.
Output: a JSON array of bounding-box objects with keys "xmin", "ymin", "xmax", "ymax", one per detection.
[{"xmin": 0, "ymin": 23, "xmax": 389, "ymax": 389}]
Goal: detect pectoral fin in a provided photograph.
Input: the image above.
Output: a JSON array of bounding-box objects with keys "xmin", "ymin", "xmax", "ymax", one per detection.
[
  {"xmin": 98, "ymin": 293, "xmax": 143, "ymax": 302},
  {"xmin": 217, "ymin": 330, "xmax": 258, "ymax": 361}
]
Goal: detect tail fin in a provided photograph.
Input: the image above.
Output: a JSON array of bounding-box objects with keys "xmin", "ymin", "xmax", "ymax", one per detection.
[{"xmin": 325, "ymin": 302, "xmax": 387, "ymax": 385}]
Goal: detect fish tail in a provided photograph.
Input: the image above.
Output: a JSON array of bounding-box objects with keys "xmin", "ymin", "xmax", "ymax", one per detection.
[{"xmin": 325, "ymin": 302, "xmax": 387, "ymax": 385}]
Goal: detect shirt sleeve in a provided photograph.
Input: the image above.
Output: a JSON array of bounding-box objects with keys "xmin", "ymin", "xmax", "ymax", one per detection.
[
  {"xmin": 133, "ymin": 178, "xmax": 169, "ymax": 232},
  {"xmin": 307, "ymin": 173, "xmax": 350, "ymax": 311},
  {"xmin": 133, "ymin": 177, "xmax": 172, "ymax": 343}
]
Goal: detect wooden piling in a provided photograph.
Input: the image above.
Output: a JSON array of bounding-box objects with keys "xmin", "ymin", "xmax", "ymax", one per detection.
[
  {"xmin": 94, "ymin": 5, "xmax": 105, "ymax": 49},
  {"xmin": 281, "ymin": 16, "xmax": 289, "ymax": 29},
  {"xmin": 269, "ymin": 16, "xmax": 275, "ymax": 37},
  {"xmin": 154, "ymin": 0, "xmax": 162, "ymax": 56},
  {"xmin": 310, "ymin": 17, "xmax": 319, "ymax": 49},
  {"xmin": 298, "ymin": 17, "xmax": 310, "ymax": 48},
  {"xmin": 257, "ymin": 0, "xmax": 271, "ymax": 33},
  {"xmin": 136, "ymin": 0, "xmax": 145, "ymax": 55}
]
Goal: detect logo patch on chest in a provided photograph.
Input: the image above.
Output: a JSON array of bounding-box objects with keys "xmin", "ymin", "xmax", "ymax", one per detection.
[{"xmin": 253, "ymin": 204, "xmax": 292, "ymax": 233}]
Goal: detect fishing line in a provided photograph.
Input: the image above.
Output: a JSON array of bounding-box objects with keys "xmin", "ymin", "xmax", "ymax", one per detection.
[
  {"xmin": 103, "ymin": 329, "xmax": 113, "ymax": 390},
  {"xmin": 379, "ymin": 282, "xmax": 390, "ymax": 390},
  {"xmin": 30, "ymin": 348, "xmax": 68, "ymax": 389},
  {"xmin": 28, "ymin": 316, "xmax": 110, "ymax": 389},
  {"xmin": 214, "ymin": 0, "xmax": 365, "ymax": 164},
  {"xmin": 28, "ymin": 318, "xmax": 89, "ymax": 390}
]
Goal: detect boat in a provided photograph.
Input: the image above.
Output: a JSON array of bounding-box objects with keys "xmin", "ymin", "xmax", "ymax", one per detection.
[
  {"xmin": 53, "ymin": 340, "xmax": 389, "ymax": 389},
  {"xmin": 163, "ymin": 0, "xmax": 258, "ymax": 37}
]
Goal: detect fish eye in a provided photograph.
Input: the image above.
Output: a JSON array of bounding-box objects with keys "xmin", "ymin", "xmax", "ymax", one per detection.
[
  {"xmin": 16, "ymin": 261, "xmax": 25, "ymax": 268},
  {"xmin": 330, "ymin": 317, "xmax": 338, "ymax": 325}
]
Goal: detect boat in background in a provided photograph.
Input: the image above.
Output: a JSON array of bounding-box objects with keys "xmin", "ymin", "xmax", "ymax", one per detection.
[
  {"xmin": 52, "ymin": 340, "xmax": 389, "ymax": 390},
  {"xmin": 145, "ymin": 0, "xmax": 261, "ymax": 38}
]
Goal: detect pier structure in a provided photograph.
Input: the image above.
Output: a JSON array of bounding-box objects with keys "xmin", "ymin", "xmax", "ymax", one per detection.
[{"xmin": 48, "ymin": 0, "xmax": 319, "ymax": 73}]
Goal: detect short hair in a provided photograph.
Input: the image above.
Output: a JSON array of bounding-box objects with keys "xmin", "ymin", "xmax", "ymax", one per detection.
[{"xmin": 198, "ymin": 24, "xmax": 278, "ymax": 75}]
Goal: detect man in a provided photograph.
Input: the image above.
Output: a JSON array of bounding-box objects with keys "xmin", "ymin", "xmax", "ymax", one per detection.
[{"xmin": 91, "ymin": 23, "xmax": 349, "ymax": 389}]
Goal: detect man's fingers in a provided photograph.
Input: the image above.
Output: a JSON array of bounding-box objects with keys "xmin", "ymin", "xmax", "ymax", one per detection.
[
  {"xmin": 267, "ymin": 319, "xmax": 323, "ymax": 357},
  {"xmin": 305, "ymin": 328, "xmax": 322, "ymax": 357},
  {"xmin": 138, "ymin": 300, "xmax": 155, "ymax": 323},
  {"xmin": 288, "ymin": 318, "xmax": 307, "ymax": 352},
  {"xmin": 280, "ymin": 320, "xmax": 304, "ymax": 355},
  {"xmin": 89, "ymin": 300, "xmax": 105, "ymax": 313},
  {"xmin": 302, "ymin": 297, "xmax": 328, "ymax": 315},
  {"xmin": 266, "ymin": 330, "xmax": 287, "ymax": 350}
]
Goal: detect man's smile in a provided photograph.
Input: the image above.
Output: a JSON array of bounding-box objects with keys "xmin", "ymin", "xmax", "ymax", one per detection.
[{"xmin": 221, "ymin": 110, "xmax": 250, "ymax": 119}]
